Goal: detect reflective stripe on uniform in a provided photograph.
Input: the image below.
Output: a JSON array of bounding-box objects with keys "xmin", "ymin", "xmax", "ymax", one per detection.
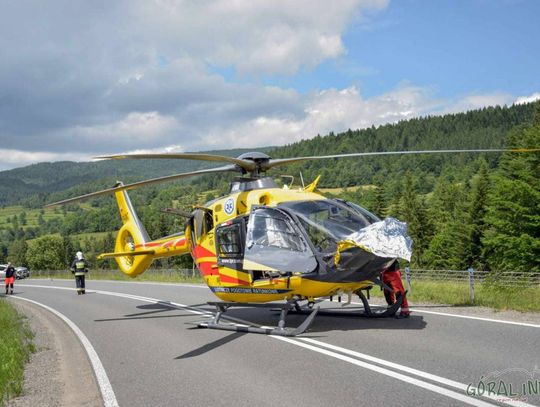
[{"xmin": 74, "ymin": 272, "xmax": 86, "ymax": 276}]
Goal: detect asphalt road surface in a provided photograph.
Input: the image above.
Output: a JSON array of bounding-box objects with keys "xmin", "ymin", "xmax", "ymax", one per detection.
[{"xmin": 7, "ymin": 279, "xmax": 540, "ymax": 407}]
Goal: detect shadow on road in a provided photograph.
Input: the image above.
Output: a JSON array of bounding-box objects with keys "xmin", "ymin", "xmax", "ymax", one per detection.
[
  {"xmin": 175, "ymin": 332, "xmax": 247, "ymax": 359},
  {"xmin": 187, "ymin": 304, "xmax": 427, "ymax": 334},
  {"xmin": 95, "ymin": 302, "xmax": 196, "ymax": 322}
]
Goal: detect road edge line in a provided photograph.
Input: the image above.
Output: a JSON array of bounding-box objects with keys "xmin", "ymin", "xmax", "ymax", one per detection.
[{"xmin": 10, "ymin": 296, "xmax": 119, "ymax": 407}]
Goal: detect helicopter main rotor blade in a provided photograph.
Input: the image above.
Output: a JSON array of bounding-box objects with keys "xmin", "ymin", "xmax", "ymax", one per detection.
[
  {"xmin": 263, "ymin": 148, "xmax": 540, "ymax": 170},
  {"xmin": 95, "ymin": 152, "xmax": 257, "ymax": 172},
  {"xmin": 45, "ymin": 164, "xmax": 237, "ymax": 207}
]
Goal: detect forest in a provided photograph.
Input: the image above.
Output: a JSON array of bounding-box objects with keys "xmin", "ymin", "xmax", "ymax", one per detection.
[{"xmin": 0, "ymin": 101, "xmax": 538, "ymax": 274}]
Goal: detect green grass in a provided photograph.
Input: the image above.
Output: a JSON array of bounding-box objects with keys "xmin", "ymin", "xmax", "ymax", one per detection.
[
  {"xmin": 0, "ymin": 299, "xmax": 35, "ymax": 406},
  {"xmin": 31, "ymin": 269, "xmax": 204, "ymax": 284},
  {"xmin": 368, "ymin": 280, "xmax": 540, "ymax": 313}
]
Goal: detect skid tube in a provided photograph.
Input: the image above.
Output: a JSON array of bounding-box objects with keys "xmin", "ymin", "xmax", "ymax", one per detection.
[
  {"xmin": 290, "ymin": 291, "xmax": 406, "ymax": 318},
  {"xmin": 198, "ymin": 300, "xmax": 319, "ymax": 336}
]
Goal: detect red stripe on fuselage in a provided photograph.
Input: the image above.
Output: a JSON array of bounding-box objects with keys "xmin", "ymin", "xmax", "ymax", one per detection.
[
  {"xmin": 218, "ymin": 273, "xmax": 250, "ymax": 285},
  {"xmin": 197, "ymin": 261, "xmax": 216, "ymax": 276},
  {"xmin": 135, "ymin": 237, "xmax": 186, "ymax": 250},
  {"xmin": 193, "ymin": 245, "xmax": 215, "ymax": 259}
]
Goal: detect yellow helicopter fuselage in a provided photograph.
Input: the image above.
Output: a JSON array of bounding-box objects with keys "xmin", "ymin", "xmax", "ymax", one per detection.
[{"xmin": 106, "ymin": 182, "xmax": 381, "ymax": 303}]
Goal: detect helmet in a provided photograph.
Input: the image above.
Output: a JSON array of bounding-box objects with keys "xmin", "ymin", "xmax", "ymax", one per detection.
[{"xmin": 76, "ymin": 251, "xmax": 84, "ymax": 260}]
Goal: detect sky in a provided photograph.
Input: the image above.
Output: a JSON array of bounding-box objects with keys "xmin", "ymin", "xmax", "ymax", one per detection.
[{"xmin": 1, "ymin": 0, "xmax": 539, "ymax": 171}]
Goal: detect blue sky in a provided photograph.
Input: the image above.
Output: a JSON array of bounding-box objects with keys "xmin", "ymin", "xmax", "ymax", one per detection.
[
  {"xmin": 257, "ymin": 0, "xmax": 540, "ymax": 98},
  {"xmin": 1, "ymin": 0, "xmax": 539, "ymax": 170}
]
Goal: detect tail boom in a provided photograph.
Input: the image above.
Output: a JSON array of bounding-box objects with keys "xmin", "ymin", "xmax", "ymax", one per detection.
[{"xmin": 110, "ymin": 188, "xmax": 190, "ymax": 277}]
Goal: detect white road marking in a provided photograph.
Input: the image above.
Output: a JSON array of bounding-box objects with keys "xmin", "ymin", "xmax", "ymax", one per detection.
[
  {"xmin": 9, "ymin": 296, "xmax": 119, "ymax": 407},
  {"xmin": 326, "ymin": 298, "xmax": 540, "ymax": 329},
  {"xmin": 25, "ymin": 279, "xmax": 540, "ymax": 327},
  {"xmin": 410, "ymin": 309, "xmax": 540, "ymax": 329},
  {"xmin": 16, "ymin": 283, "xmax": 538, "ymax": 406},
  {"xmin": 273, "ymin": 335, "xmax": 497, "ymax": 407},
  {"xmin": 297, "ymin": 338, "xmax": 535, "ymax": 407}
]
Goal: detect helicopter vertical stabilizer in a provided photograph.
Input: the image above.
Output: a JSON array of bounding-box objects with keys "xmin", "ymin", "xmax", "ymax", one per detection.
[{"xmin": 113, "ymin": 187, "xmax": 153, "ymax": 276}]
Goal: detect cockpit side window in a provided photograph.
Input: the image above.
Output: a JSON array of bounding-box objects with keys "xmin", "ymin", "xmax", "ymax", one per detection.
[
  {"xmin": 216, "ymin": 223, "xmax": 243, "ymax": 258},
  {"xmin": 244, "ymin": 207, "xmax": 317, "ymax": 274},
  {"xmin": 247, "ymin": 208, "xmax": 306, "ymax": 252}
]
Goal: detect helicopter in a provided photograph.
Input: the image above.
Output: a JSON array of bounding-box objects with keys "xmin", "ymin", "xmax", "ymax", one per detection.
[{"xmin": 46, "ymin": 148, "xmax": 535, "ymax": 336}]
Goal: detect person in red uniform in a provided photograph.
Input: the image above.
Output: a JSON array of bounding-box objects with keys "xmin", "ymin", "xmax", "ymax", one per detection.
[
  {"xmin": 382, "ymin": 260, "xmax": 410, "ymax": 317},
  {"xmin": 4, "ymin": 262, "xmax": 16, "ymax": 295}
]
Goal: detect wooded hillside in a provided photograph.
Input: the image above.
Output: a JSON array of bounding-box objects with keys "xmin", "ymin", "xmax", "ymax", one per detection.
[{"xmin": 1, "ymin": 102, "xmax": 538, "ymax": 273}]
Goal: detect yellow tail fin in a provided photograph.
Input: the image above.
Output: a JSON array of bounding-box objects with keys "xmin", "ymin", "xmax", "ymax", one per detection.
[{"xmin": 113, "ymin": 186, "xmax": 153, "ymax": 277}]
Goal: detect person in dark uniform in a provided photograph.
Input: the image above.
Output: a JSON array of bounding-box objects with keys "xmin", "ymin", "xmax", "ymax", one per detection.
[
  {"xmin": 4, "ymin": 262, "xmax": 16, "ymax": 295},
  {"xmin": 70, "ymin": 251, "xmax": 89, "ymax": 295}
]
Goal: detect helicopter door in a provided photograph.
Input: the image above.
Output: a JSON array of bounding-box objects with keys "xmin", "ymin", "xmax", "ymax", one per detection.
[
  {"xmin": 215, "ymin": 217, "xmax": 246, "ymax": 270},
  {"xmin": 243, "ymin": 207, "xmax": 317, "ymax": 274}
]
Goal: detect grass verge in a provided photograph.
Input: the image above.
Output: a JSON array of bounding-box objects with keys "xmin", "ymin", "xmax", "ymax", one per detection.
[
  {"xmin": 368, "ymin": 280, "xmax": 540, "ymax": 313},
  {"xmin": 31, "ymin": 269, "xmax": 204, "ymax": 284},
  {"xmin": 0, "ymin": 299, "xmax": 35, "ymax": 406}
]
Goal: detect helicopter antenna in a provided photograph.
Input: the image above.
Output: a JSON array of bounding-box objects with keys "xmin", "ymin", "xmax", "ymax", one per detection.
[
  {"xmin": 280, "ymin": 175, "xmax": 294, "ymax": 189},
  {"xmin": 299, "ymin": 172, "xmax": 305, "ymax": 188}
]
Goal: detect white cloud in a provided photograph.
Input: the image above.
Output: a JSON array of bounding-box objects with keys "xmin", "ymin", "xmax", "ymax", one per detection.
[
  {"xmin": 0, "ymin": 1, "xmax": 538, "ymax": 172},
  {"xmin": 0, "ymin": 149, "xmax": 91, "ymax": 171},
  {"xmin": 72, "ymin": 112, "xmax": 179, "ymax": 144},
  {"xmin": 200, "ymin": 84, "xmax": 440, "ymax": 148},
  {"xmin": 442, "ymin": 93, "xmax": 515, "ymax": 114},
  {"xmin": 515, "ymin": 92, "xmax": 540, "ymax": 105},
  {"xmin": 128, "ymin": 0, "xmax": 388, "ymax": 75}
]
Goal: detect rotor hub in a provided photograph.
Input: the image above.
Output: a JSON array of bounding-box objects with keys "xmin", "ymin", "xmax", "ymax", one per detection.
[{"xmin": 236, "ymin": 151, "xmax": 271, "ymax": 176}]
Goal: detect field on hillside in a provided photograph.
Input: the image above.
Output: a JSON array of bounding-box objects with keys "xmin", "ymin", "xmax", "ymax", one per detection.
[{"xmin": 0, "ymin": 204, "xmax": 94, "ymax": 231}]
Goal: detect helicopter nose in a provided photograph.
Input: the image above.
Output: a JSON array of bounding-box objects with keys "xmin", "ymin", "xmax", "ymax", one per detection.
[{"xmin": 334, "ymin": 244, "xmax": 395, "ymax": 282}]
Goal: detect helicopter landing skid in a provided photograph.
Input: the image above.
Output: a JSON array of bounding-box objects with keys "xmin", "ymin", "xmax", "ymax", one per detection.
[
  {"xmin": 198, "ymin": 301, "xmax": 319, "ymax": 337},
  {"xmin": 290, "ymin": 291, "xmax": 405, "ymax": 318}
]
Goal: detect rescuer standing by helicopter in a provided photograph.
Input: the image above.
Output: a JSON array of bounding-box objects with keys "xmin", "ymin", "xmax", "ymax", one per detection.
[
  {"xmin": 382, "ymin": 261, "xmax": 410, "ymax": 317},
  {"xmin": 70, "ymin": 251, "xmax": 89, "ymax": 295}
]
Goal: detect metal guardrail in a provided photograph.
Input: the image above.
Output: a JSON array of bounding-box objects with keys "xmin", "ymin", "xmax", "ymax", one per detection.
[
  {"xmin": 15, "ymin": 267, "xmax": 540, "ymax": 304},
  {"xmin": 404, "ymin": 267, "xmax": 540, "ymax": 302}
]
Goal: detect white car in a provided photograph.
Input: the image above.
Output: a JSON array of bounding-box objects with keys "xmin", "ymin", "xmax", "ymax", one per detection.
[
  {"xmin": 0, "ymin": 264, "xmax": 30, "ymax": 279},
  {"xmin": 16, "ymin": 267, "xmax": 30, "ymax": 279}
]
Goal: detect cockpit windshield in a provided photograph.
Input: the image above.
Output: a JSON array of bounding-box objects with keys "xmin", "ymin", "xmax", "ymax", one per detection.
[{"xmin": 280, "ymin": 200, "xmax": 377, "ymax": 254}]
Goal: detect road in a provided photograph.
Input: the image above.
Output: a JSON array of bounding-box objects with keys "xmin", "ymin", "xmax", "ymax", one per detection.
[{"xmin": 7, "ymin": 279, "xmax": 540, "ymax": 407}]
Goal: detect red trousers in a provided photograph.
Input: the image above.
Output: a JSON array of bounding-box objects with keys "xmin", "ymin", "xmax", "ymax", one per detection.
[{"xmin": 382, "ymin": 269, "xmax": 410, "ymax": 315}]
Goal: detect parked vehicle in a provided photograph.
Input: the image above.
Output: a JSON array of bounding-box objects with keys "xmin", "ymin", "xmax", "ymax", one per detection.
[
  {"xmin": 15, "ymin": 267, "xmax": 30, "ymax": 279},
  {"xmin": 0, "ymin": 264, "xmax": 30, "ymax": 280}
]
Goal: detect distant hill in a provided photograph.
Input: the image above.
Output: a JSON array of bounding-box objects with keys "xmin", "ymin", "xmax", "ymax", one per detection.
[
  {"xmin": 1, "ymin": 101, "xmax": 538, "ymax": 272},
  {"xmin": 0, "ymin": 148, "xmax": 273, "ymax": 206},
  {"xmin": 1, "ymin": 102, "xmax": 536, "ymax": 207},
  {"xmin": 269, "ymin": 104, "xmax": 537, "ymax": 190}
]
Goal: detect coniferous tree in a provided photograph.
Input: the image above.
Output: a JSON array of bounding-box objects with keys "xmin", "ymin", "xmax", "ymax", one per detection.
[
  {"xmin": 397, "ymin": 173, "xmax": 432, "ymax": 266},
  {"xmin": 483, "ymin": 110, "xmax": 540, "ymax": 273},
  {"xmin": 465, "ymin": 159, "xmax": 491, "ymax": 269},
  {"xmin": 373, "ymin": 183, "xmax": 387, "ymax": 218}
]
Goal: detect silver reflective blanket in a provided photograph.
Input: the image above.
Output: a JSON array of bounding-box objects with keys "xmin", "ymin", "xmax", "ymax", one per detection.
[{"xmin": 347, "ymin": 217, "xmax": 413, "ymax": 261}]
